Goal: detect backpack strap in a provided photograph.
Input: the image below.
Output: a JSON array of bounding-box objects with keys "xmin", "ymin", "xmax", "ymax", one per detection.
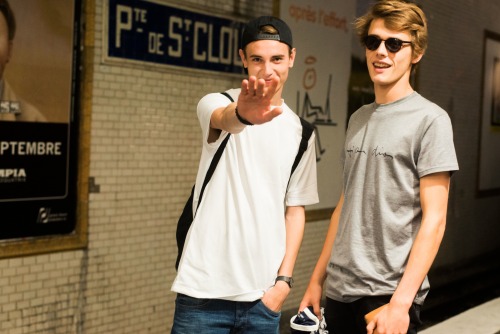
[
  {"xmin": 197, "ymin": 93, "xmax": 312, "ymax": 209},
  {"xmin": 290, "ymin": 117, "xmax": 314, "ymax": 177},
  {"xmin": 195, "ymin": 92, "xmax": 234, "ymax": 212},
  {"xmin": 220, "ymin": 91, "xmax": 233, "ymax": 103}
]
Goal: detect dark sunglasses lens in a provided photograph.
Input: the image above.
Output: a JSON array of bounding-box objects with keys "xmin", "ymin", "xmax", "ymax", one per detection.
[
  {"xmin": 364, "ymin": 36, "xmax": 381, "ymax": 50},
  {"xmin": 385, "ymin": 38, "xmax": 403, "ymax": 52}
]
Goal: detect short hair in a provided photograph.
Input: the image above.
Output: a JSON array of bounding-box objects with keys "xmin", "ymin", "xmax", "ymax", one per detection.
[
  {"xmin": 0, "ymin": 0, "xmax": 15, "ymax": 41},
  {"xmin": 354, "ymin": 0, "xmax": 427, "ymax": 58}
]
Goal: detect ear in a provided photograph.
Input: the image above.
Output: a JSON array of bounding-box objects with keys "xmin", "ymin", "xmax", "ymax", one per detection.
[
  {"xmin": 239, "ymin": 49, "xmax": 247, "ymax": 68},
  {"xmin": 289, "ymin": 48, "xmax": 297, "ymax": 68},
  {"xmin": 412, "ymin": 52, "xmax": 424, "ymax": 65}
]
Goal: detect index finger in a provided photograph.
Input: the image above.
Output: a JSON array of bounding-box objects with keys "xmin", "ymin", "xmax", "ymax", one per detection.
[{"xmin": 366, "ymin": 320, "xmax": 376, "ymax": 334}]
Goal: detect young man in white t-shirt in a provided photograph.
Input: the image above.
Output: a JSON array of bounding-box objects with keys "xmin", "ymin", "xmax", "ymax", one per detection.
[
  {"xmin": 299, "ymin": 1, "xmax": 459, "ymax": 333},
  {"xmin": 171, "ymin": 16, "xmax": 319, "ymax": 333}
]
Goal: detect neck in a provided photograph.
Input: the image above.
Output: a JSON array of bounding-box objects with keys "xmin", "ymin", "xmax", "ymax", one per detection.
[{"xmin": 375, "ymin": 84, "xmax": 414, "ymax": 104}]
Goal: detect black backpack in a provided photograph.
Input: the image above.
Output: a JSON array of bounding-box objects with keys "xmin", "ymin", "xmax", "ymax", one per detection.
[{"xmin": 175, "ymin": 93, "xmax": 314, "ymax": 270}]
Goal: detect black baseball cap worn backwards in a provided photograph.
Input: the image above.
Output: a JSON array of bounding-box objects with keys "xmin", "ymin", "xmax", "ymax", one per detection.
[{"xmin": 240, "ymin": 16, "xmax": 293, "ymax": 50}]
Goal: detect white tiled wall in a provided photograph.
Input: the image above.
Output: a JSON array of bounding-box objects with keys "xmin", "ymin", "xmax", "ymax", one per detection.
[{"xmin": 1, "ymin": 1, "xmax": 500, "ymax": 333}]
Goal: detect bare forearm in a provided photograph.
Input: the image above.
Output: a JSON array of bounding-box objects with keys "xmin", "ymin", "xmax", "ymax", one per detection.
[
  {"xmin": 391, "ymin": 216, "xmax": 446, "ymax": 308},
  {"xmin": 210, "ymin": 103, "xmax": 246, "ymax": 134},
  {"xmin": 392, "ymin": 172, "xmax": 451, "ymax": 309},
  {"xmin": 299, "ymin": 193, "xmax": 344, "ymax": 315},
  {"xmin": 262, "ymin": 206, "xmax": 305, "ymax": 312},
  {"xmin": 279, "ymin": 206, "xmax": 306, "ymax": 277}
]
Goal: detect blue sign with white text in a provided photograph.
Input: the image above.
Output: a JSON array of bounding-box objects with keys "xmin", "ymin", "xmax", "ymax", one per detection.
[{"xmin": 108, "ymin": 0, "xmax": 246, "ymax": 74}]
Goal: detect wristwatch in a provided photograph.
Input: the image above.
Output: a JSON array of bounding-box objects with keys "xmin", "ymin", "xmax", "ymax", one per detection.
[{"xmin": 275, "ymin": 275, "xmax": 294, "ymax": 288}]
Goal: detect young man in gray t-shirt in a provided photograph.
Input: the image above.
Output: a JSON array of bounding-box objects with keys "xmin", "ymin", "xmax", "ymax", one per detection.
[{"xmin": 299, "ymin": 1, "xmax": 459, "ymax": 333}]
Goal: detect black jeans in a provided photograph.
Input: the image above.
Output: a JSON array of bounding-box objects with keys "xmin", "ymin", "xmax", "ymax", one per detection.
[{"xmin": 324, "ymin": 296, "xmax": 422, "ymax": 334}]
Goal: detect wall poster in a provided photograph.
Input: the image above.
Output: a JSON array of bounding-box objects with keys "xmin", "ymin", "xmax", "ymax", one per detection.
[
  {"xmin": 279, "ymin": 1, "xmax": 362, "ymax": 219},
  {"xmin": 478, "ymin": 30, "xmax": 500, "ymax": 197},
  {"xmin": 0, "ymin": 0, "xmax": 84, "ymax": 257}
]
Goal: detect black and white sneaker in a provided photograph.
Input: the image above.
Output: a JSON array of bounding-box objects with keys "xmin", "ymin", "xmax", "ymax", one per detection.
[{"xmin": 290, "ymin": 307, "xmax": 320, "ymax": 334}]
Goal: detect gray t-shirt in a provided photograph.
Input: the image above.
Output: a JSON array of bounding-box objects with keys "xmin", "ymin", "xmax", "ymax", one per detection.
[{"xmin": 326, "ymin": 92, "xmax": 459, "ymax": 305}]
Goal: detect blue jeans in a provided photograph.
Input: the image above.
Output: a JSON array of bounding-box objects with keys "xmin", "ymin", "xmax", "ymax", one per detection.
[{"xmin": 171, "ymin": 293, "xmax": 281, "ymax": 334}]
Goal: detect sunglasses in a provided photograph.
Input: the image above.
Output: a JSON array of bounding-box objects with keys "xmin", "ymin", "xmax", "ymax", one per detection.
[{"xmin": 363, "ymin": 35, "xmax": 412, "ymax": 53}]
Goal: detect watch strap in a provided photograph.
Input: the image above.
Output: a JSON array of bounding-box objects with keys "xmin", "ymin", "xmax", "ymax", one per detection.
[{"xmin": 275, "ymin": 275, "xmax": 294, "ymax": 288}]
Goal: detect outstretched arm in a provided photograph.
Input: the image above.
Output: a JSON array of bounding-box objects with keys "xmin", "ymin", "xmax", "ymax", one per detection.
[{"xmin": 208, "ymin": 76, "xmax": 283, "ymax": 141}]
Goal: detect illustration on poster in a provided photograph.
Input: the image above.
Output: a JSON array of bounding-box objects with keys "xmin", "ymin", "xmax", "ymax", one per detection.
[{"xmin": 297, "ymin": 56, "xmax": 336, "ymax": 162}]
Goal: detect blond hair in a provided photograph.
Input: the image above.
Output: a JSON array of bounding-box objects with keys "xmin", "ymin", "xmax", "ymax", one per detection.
[{"xmin": 354, "ymin": 0, "xmax": 428, "ymax": 58}]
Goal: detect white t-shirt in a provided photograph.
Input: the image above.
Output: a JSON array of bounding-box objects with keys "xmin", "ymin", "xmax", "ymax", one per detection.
[{"xmin": 171, "ymin": 88, "xmax": 319, "ymax": 301}]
